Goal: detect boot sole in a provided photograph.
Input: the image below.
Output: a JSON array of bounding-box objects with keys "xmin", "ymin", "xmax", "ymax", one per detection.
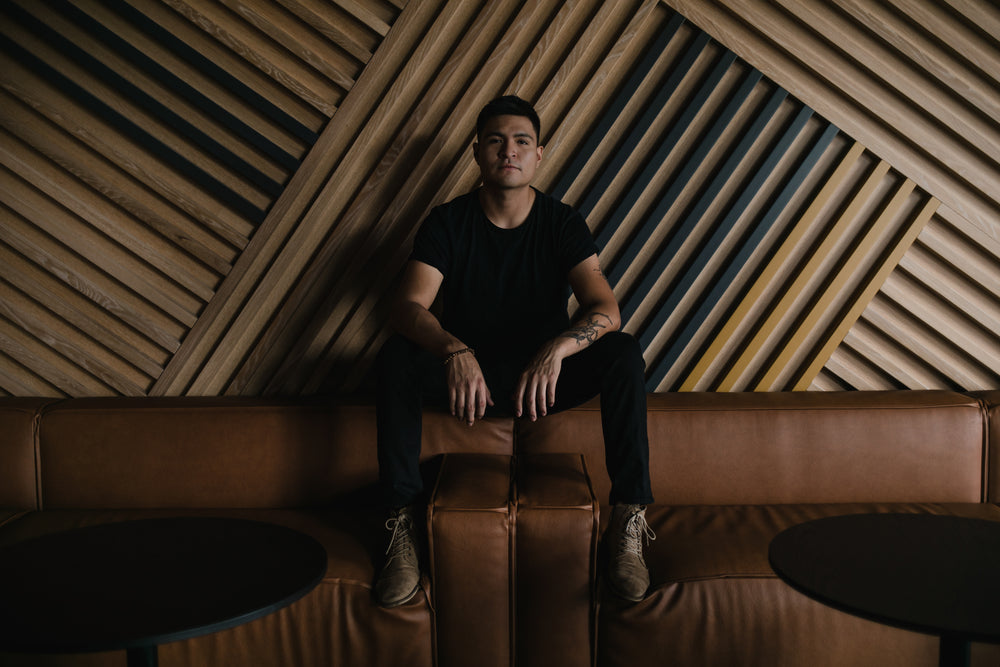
[
  {"xmin": 377, "ymin": 581, "xmax": 421, "ymax": 608},
  {"xmin": 607, "ymin": 578, "xmax": 646, "ymax": 603}
]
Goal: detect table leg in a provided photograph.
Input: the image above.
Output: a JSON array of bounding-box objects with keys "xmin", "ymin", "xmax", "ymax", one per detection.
[
  {"xmin": 939, "ymin": 635, "xmax": 970, "ymax": 667},
  {"xmin": 127, "ymin": 645, "xmax": 158, "ymax": 667}
]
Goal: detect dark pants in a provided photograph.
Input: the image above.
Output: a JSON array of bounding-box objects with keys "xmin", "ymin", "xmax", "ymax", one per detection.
[{"xmin": 376, "ymin": 331, "xmax": 654, "ymax": 508}]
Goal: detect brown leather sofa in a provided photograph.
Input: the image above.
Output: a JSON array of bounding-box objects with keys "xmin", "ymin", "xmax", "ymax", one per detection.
[
  {"xmin": 520, "ymin": 390, "xmax": 1000, "ymax": 667},
  {"xmin": 1, "ymin": 391, "xmax": 998, "ymax": 666}
]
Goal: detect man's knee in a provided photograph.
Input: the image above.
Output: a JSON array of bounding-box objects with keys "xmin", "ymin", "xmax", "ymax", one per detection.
[
  {"xmin": 377, "ymin": 335, "xmax": 411, "ymax": 371},
  {"xmin": 601, "ymin": 331, "xmax": 646, "ymax": 373}
]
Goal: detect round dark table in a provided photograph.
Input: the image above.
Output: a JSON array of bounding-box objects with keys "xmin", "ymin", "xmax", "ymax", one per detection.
[
  {"xmin": 769, "ymin": 513, "xmax": 1000, "ymax": 667},
  {"xmin": 0, "ymin": 517, "xmax": 328, "ymax": 666}
]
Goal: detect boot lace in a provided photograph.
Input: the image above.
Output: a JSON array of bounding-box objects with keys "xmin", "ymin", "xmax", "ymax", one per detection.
[
  {"xmin": 619, "ymin": 507, "xmax": 656, "ymax": 562},
  {"xmin": 384, "ymin": 511, "xmax": 417, "ymax": 566}
]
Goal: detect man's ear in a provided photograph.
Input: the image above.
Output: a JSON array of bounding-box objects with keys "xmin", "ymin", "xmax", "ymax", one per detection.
[
  {"xmin": 536, "ymin": 145, "xmax": 544, "ymax": 163},
  {"xmin": 473, "ymin": 142, "xmax": 481, "ymax": 165}
]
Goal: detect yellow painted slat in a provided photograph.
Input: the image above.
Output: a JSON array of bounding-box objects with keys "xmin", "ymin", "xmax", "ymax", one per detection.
[
  {"xmin": 755, "ymin": 178, "xmax": 917, "ymax": 390},
  {"xmin": 662, "ymin": 0, "xmax": 999, "ymax": 242},
  {"xmin": 795, "ymin": 196, "xmax": 937, "ymax": 390},
  {"xmin": 679, "ymin": 141, "xmax": 867, "ymax": 391},
  {"xmin": 717, "ymin": 157, "xmax": 893, "ymax": 391}
]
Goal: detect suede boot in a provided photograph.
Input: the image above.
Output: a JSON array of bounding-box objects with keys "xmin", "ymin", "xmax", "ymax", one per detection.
[
  {"xmin": 375, "ymin": 506, "xmax": 421, "ymax": 608},
  {"xmin": 607, "ymin": 504, "xmax": 655, "ymax": 602}
]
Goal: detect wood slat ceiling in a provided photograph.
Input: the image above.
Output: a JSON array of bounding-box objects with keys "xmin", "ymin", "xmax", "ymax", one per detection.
[{"xmin": 0, "ymin": 0, "xmax": 997, "ymax": 397}]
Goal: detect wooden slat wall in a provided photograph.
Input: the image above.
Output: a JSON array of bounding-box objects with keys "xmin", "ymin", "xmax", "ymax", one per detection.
[
  {"xmin": 0, "ymin": 0, "xmax": 997, "ymax": 397},
  {"xmin": 0, "ymin": 0, "xmax": 401, "ymax": 396},
  {"xmin": 819, "ymin": 205, "xmax": 1000, "ymax": 390},
  {"xmin": 665, "ymin": 0, "xmax": 1000, "ymax": 391}
]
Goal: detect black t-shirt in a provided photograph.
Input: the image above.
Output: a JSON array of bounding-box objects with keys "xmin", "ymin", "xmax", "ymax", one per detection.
[{"xmin": 410, "ymin": 188, "xmax": 598, "ymax": 367}]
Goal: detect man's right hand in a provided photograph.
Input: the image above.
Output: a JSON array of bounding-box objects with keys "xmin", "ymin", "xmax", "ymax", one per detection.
[
  {"xmin": 390, "ymin": 260, "xmax": 493, "ymax": 425},
  {"xmin": 445, "ymin": 352, "xmax": 493, "ymax": 426}
]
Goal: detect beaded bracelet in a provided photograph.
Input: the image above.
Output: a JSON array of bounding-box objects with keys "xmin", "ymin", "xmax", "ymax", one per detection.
[{"xmin": 443, "ymin": 347, "xmax": 475, "ymax": 365}]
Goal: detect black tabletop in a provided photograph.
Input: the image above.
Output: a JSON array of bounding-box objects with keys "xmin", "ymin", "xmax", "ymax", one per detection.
[
  {"xmin": 0, "ymin": 517, "xmax": 328, "ymax": 654},
  {"xmin": 768, "ymin": 513, "xmax": 1000, "ymax": 644}
]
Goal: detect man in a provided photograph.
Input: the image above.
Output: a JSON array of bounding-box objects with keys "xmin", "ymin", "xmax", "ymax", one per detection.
[{"xmin": 375, "ymin": 95, "xmax": 654, "ymax": 608}]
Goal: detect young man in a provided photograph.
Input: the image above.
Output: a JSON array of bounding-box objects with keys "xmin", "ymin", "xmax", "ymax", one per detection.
[{"xmin": 374, "ymin": 95, "xmax": 654, "ymax": 608}]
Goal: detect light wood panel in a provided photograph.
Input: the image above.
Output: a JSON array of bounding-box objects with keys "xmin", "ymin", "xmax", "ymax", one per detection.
[{"xmin": 0, "ymin": 0, "xmax": 402, "ymax": 397}]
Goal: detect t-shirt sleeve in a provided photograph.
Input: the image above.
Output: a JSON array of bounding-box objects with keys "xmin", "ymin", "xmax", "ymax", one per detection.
[
  {"xmin": 559, "ymin": 210, "xmax": 599, "ymax": 273},
  {"xmin": 409, "ymin": 211, "xmax": 450, "ymax": 276}
]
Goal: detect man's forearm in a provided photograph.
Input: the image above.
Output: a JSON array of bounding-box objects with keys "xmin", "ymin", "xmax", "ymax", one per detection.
[
  {"xmin": 391, "ymin": 300, "xmax": 469, "ymax": 359},
  {"xmin": 559, "ymin": 305, "xmax": 618, "ymax": 356},
  {"xmin": 562, "ymin": 310, "xmax": 617, "ymax": 347}
]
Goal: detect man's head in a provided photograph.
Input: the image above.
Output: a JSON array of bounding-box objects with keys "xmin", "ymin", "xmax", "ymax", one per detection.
[
  {"xmin": 474, "ymin": 95, "xmax": 543, "ymax": 191},
  {"xmin": 476, "ymin": 95, "xmax": 541, "ymax": 144}
]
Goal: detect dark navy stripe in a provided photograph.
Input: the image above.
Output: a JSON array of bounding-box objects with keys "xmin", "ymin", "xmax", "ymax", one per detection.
[
  {"xmin": 108, "ymin": 0, "xmax": 317, "ymax": 146},
  {"xmin": 551, "ymin": 11, "xmax": 685, "ymax": 205},
  {"xmin": 593, "ymin": 30, "xmax": 715, "ymax": 250},
  {"xmin": 610, "ymin": 56, "xmax": 755, "ymax": 309},
  {"xmin": 630, "ymin": 83, "xmax": 788, "ymax": 343},
  {"xmin": 644, "ymin": 118, "xmax": 841, "ymax": 390},
  {"xmin": 0, "ymin": 30, "xmax": 266, "ymax": 224}
]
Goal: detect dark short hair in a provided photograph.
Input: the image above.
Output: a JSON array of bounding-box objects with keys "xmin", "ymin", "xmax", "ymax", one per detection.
[{"xmin": 476, "ymin": 95, "xmax": 541, "ymax": 143}]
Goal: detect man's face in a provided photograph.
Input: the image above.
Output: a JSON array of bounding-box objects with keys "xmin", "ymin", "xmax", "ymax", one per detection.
[{"xmin": 474, "ymin": 114, "xmax": 543, "ymax": 191}]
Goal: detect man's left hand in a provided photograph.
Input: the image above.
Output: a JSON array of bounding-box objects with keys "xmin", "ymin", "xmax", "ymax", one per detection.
[{"xmin": 513, "ymin": 340, "xmax": 567, "ymax": 421}]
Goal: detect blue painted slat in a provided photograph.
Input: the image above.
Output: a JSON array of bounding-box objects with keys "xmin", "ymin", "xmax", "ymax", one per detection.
[
  {"xmin": 630, "ymin": 84, "xmax": 790, "ymax": 344},
  {"xmin": 594, "ymin": 31, "xmax": 716, "ymax": 251},
  {"xmin": 605, "ymin": 47, "xmax": 742, "ymax": 285},
  {"xmin": 613, "ymin": 60, "xmax": 758, "ymax": 312},
  {"xmin": 644, "ymin": 119, "xmax": 841, "ymax": 390},
  {"xmin": 0, "ymin": 29, "xmax": 267, "ymax": 224},
  {"xmin": 551, "ymin": 11, "xmax": 685, "ymax": 202},
  {"xmin": 94, "ymin": 0, "xmax": 303, "ymax": 171},
  {"xmin": 107, "ymin": 0, "xmax": 317, "ymax": 146}
]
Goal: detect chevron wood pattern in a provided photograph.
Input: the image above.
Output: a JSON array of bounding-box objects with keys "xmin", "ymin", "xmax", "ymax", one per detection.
[{"xmin": 0, "ymin": 0, "xmax": 997, "ymax": 397}]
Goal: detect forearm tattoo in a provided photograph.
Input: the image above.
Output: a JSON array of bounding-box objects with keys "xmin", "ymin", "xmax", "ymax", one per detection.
[{"xmin": 562, "ymin": 312, "xmax": 613, "ymax": 346}]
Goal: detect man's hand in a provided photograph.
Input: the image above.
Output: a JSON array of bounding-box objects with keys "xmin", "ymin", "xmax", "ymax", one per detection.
[
  {"xmin": 514, "ymin": 339, "xmax": 569, "ymax": 421},
  {"xmin": 511, "ymin": 254, "xmax": 622, "ymax": 421},
  {"xmin": 446, "ymin": 351, "xmax": 494, "ymax": 426}
]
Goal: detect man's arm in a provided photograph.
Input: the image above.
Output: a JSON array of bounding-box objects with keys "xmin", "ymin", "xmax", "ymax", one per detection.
[
  {"xmin": 513, "ymin": 253, "xmax": 620, "ymax": 420},
  {"xmin": 391, "ymin": 260, "xmax": 493, "ymax": 425}
]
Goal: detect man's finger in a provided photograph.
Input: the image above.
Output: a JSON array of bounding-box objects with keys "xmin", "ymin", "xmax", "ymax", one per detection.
[
  {"xmin": 527, "ymin": 379, "xmax": 540, "ymax": 421},
  {"xmin": 475, "ymin": 386, "xmax": 488, "ymax": 421},
  {"xmin": 536, "ymin": 379, "xmax": 548, "ymax": 418},
  {"xmin": 512, "ymin": 378, "xmax": 526, "ymax": 417},
  {"xmin": 455, "ymin": 389, "xmax": 467, "ymax": 422}
]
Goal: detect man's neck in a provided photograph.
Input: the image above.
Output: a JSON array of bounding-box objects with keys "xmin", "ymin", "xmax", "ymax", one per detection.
[{"xmin": 478, "ymin": 185, "xmax": 535, "ymax": 229}]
